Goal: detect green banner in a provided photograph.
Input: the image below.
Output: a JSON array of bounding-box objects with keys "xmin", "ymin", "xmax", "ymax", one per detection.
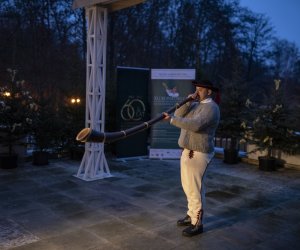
[
  {"xmin": 149, "ymin": 69, "xmax": 195, "ymax": 159},
  {"xmin": 115, "ymin": 67, "xmax": 150, "ymax": 158}
]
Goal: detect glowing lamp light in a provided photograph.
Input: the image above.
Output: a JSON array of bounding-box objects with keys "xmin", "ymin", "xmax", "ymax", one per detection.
[
  {"xmin": 71, "ymin": 98, "xmax": 81, "ymax": 104},
  {"xmin": 4, "ymin": 91, "xmax": 11, "ymax": 97}
]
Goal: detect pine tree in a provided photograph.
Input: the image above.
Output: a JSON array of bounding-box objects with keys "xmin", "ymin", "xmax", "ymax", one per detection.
[{"xmin": 243, "ymin": 79, "xmax": 300, "ymax": 158}]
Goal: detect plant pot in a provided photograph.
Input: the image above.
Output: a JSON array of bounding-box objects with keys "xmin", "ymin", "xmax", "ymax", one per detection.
[
  {"xmin": 223, "ymin": 149, "xmax": 239, "ymax": 164},
  {"xmin": 32, "ymin": 151, "xmax": 49, "ymax": 166},
  {"xmin": 258, "ymin": 156, "xmax": 276, "ymax": 171},
  {"xmin": 0, "ymin": 154, "xmax": 18, "ymax": 169}
]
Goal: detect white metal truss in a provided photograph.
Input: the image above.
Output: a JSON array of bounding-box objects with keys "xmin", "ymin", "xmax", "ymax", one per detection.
[{"xmin": 75, "ymin": 6, "xmax": 112, "ymax": 181}]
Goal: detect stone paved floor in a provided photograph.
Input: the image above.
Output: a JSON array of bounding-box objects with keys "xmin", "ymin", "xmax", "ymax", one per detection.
[{"xmin": 0, "ymin": 157, "xmax": 299, "ymax": 250}]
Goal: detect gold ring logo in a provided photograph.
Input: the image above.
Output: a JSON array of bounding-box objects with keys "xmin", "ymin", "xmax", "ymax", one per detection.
[{"xmin": 120, "ymin": 98, "xmax": 146, "ymax": 121}]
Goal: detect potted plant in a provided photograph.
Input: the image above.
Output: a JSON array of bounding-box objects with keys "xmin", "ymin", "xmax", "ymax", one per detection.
[
  {"xmin": 0, "ymin": 69, "xmax": 36, "ymax": 169},
  {"xmin": 219, "ymin": 74, "xmax": 248, "ymax": 164},
  {"xmin": 243, "ymin": 79, "xmax": 300, "ymax": 171},
  {"xmin": 61, "ymin": 98, "xmax": 85, "ymax": 160},
  {"xmin": 30, "ymin": 97, "xmax": 60, "ymax": 165}
]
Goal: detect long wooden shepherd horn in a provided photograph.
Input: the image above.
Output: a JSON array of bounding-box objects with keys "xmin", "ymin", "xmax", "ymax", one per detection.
[{"xmin": 76, "ymin": 96, "xmax": 194, "ymax": 143}]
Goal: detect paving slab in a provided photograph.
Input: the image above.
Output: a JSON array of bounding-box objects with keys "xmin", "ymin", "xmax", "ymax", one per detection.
[{"xmin": 0, "ymin": 157, "xmax": 300, "ymax": 250}]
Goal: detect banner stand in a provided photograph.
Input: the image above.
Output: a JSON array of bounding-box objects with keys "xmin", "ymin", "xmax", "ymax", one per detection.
[{"xmin": 149, "ymin": 69, "xmax": 195, "ymax": 159}]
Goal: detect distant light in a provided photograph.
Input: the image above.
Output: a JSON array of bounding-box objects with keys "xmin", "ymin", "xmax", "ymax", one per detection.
[
  {"xmin": 4, "ymin": 91, "xmax": 11, "ymax": 97},
  {"xmin": 71, "ymin": 98, "xmax": 81, "ymax": 104}
]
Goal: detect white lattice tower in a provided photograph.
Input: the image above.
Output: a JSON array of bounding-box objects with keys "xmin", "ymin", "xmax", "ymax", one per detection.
[{"xmin": 76, "ymin": 6, "xmax": 112, "ymax": 181}]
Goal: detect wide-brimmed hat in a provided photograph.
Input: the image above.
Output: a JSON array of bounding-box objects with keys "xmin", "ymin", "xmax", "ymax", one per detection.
[{"xmin": 192, "ymin": 79, "xmax": 219, "ymax": 92}]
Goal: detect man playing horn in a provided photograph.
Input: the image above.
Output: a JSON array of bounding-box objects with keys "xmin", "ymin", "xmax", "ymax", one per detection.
[{"xmin": 164, "ymin": 79, "xmax": 220, "ymax": 237}]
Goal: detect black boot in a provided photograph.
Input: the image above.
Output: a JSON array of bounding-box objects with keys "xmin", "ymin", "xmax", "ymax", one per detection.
[
  {"xmin": 177, "ymin": 215, "xmax": 191, "ymax": 226},
  {"xmin": 182, "ymin": 210, "xmax": 203, "ymax": 237},
  {"xmin": 182, "ymin": 223, "xmax": 203, "ymax": 237}
]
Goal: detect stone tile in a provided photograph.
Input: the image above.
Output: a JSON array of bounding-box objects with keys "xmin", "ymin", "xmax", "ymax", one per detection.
[
  {"xmin": 218, "ymin": 223, "xmax": 264, "ymax": 247},
  {"xmin": 88, "ymin": 218, "xmax": 177, "ymax": 250},
  {"xmin": 157, "ymin": 187, "xmax": 185, "ymax": 201},
  {"xmin": 115, "ymin": 230, "xmax": 176, "ymax": 250},
  {"xmin": 206, "ymin": 190, "xmax": 238, "ymax": 202},
  {"xmin": 243, "ymin": 212, "xmax": 288, "ymax": 237},
  {"xmin": 0, "ymin": 191, "xmax": 24, "ymax": 203},
  {"xmin": 176, "ymin": 229, "xmax": 237, "ymax": 250},
  {"xmin": 101, "ymin": 200, "xmax": 146, "ymax": 217},
  {"xmin": 79, "ymin": 193, "xmax": 127, "ymax": 209},
  {"xmin": 152, "ymin": 221, "xmax": 194, "ymax": 246},
  {"xmin": 1, "ymin": 158, "xmax": 300, "ymax": 249},
  {"xmin": 49, "ymin": 201, "xmax": 88, "ymax": 217},
  {"xmin": 12, "ymin": 210, "xmax": 79, "ymax": 239},
  {"xmin": 0, "ymin": 218, "xmax": 39, "ymax": 249},
  {"xmin": 119, "ymin": 210, "xmax": 173, "ymax": 230},
  {"xmin": 17, "ymin": 187, "xmax": 57, "ymax": 201},
  {"xmin": 123, "ymin": 192, "xmax": 171, "ymax": 211},
  {"xmin": 35, "ymin": 193, "xmax": 78, "ymax": 207},
  {"xmin": 117, "ymin": 177, "xmax": 151, "ymax": 188},
  {"xmin": 133, "ymin": 183, "xmax": 165, "ymax": 193},
  {"xmin": 47, "ymin": 179, "xmax": 81, "ymax": 191},
  {"xmin": 12, "ymin": 229, "xmax": 117, "ymax": 250},
  {"xmin": 0, "ymin": 199, "xmax": 44, "ymax": 217},
  {"xmin": 86, "ymin": 217, "xmax": 145, "ymax": 243},
  {"xmin": 253, "ymin": 232, "xmax": 299, "ymax": 250},
  {"xmin": 65, "ymin": 210, "xmax": 112, "ymax": 227}
]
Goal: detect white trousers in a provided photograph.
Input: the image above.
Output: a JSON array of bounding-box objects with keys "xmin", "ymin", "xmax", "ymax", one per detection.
[{"xmin": 180, "ymin": 148, "xmax": 214, "ymax": 225}]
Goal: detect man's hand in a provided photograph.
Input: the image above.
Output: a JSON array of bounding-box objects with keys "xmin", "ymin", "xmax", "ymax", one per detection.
[
  {"xmin": 163, "ymin": 112, "xmax": 171, "ymax": 120},
  {"xmin": 187, "ymin": 89, "xmax": 199, "ymax": 100},
  {"xmin": 188, "ymin": 90, "xmax": 199, "ymax": 100}
]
